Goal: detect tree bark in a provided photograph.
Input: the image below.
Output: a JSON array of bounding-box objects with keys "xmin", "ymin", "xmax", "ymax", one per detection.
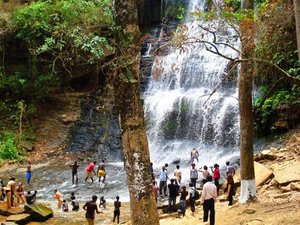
[
  {"xmin": 112, "ymin": 0, "xmax": 160, "ymax": 224},
  {"xmin": 239, "ymin": 0, "xmax": 257, "ymax": 203},
  {"xmin": 294, "ymin": 0, "xmax": 300, "ymax": 59}
]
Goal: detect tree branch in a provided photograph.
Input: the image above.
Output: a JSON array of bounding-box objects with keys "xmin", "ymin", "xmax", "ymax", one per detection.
[
  {"xmin": 203, "ymin": 61, "xmax": 239, "ymax": 105},
  {"xmin": 253, "ymin": 77, "xmax": 285, "ymax": 114},
  {"xmin": 236, "ymin": 58, "xmax": 300, "ymax": 84}
]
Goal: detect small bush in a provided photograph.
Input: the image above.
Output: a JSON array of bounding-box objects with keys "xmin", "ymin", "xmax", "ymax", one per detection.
[{"xmin": 0, "ymin": 132, "xmax": 19, "ymax": 160}]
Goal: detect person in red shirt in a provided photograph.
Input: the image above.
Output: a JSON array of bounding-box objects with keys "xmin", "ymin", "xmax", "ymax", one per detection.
[
  {"xmin": 210, "ymin": 164, "xmax": 220, "ymax": 195},
  {"xmin": 85, "ymin": 161, "xmax": 97, "ymax": 183}
]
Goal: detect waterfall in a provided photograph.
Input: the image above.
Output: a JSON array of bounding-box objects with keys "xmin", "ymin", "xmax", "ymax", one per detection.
[{"xmin": 143, "ymin": 0, "xmax": 240, "ymax": 180}]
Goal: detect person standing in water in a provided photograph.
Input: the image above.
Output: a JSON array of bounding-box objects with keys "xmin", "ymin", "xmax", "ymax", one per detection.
[
  {"xmin": 26, "ymin": 160, "xmax": 32, "ymax": 186},
  {"xmin": 85, "ymin": 161, "xmax": 97, "ymax": 183},
  {"xmin": 69, "ymin": 161, "xmax": 80, "ymax": 185},
  {"xmin": 83, "ymin": 195, "xmax": 102, "ymax": 225},
  {"xmin": 54, "ymin": 189, "xmax": 63, "ymax": 209},
  {"xmin": 97, "ymin": 161, "xmax": 106, "ymax": 183},
  {"xmin": 190, "ymin": 148, "xmax": 199, "ymax": 163}
]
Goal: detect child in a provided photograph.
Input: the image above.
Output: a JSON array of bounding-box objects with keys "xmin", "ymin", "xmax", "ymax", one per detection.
[
  {"xmin": 62, "ymin": 199, "xmax": 69, "ymax": 212},
  {"xmin": 70, "ymin": 192, "xmax": 79, "ymax": 211},
  {"xmin": 99, "ymin": 196, "xmax": 106, "ymax": 208},
  {"xmin": 113, "ymin": 196, "xmax": 121, "ymax": 224},
  {"xmin": 179, "ymin": 186, "xmax": 188, "ymax": 217}
]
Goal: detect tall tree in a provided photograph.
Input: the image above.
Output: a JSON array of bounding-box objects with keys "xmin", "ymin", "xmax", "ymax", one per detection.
[
  {"xmin": 112, "ymin": 0, "xmax": 160, "ymax": 224},
  {"xmin": 294, "ymin": 0, "xmax": 300, "ymax": 59},
  {"xmin": 238, "ymin": 0, "xmax": 257, "ymax": 203}
]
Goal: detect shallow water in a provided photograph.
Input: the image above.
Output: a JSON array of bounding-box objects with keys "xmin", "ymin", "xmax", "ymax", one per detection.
[{"xmin": 1, "ymin": 160, "xmax": 129, "ymax": 204}]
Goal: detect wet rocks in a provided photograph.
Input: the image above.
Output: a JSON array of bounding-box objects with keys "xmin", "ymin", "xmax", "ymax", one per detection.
[
  {"xmin": 24, "ymin": 203, "xmax": 53, "ymax": 221},
  {"xmin": 6, "ymin": 213, "xmax": 31, "ymax": 225},
  {"xmin": 0, "ymin": 202, "xmax": 24, "ymax": 216}
]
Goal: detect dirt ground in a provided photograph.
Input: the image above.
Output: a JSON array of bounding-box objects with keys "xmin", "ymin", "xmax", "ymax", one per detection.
[{"xmin": 159, "ymin": 130, "xmax": 300, "ymax": 225}]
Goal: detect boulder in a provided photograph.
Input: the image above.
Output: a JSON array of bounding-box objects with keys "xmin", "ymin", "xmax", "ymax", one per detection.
[
  {"xmin": 259, "ymin": 150, "xmax": 277, "ymax": 160},
  {"xmin": 273, "ymin": 192, "xmax": 292, "ymax": 199},
  {"xmin": 290, "ymin": 182, "xmax": 300, "ymax": 191},
  {"xmin": 273, "ymin": 161, "xmax": 300, "ymax": 185},
  {"xmin": 234, "ymin": 162, "xmax": 273, "ymax": 187},
  {"xmin": 0, "ymin": 202, "xmax": 24, "ymax": 216},
  {"xmin": 6, "ymin": 213, "xmax": 31, "ymax": 225},
  {"xmin": 24, "ymin": 203, "xmax": 53, "ymax": 221},
  {"xmin": 254, "ymin": 162, "xmax": 273, "ymax": 186}
]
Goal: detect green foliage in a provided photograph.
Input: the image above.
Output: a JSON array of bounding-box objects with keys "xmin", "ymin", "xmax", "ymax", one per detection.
[
  {"xmin": 0, "ymin": 68, "xmax": 59, "ymax": 102},
  {"xmin": 13, "ymin": 0, "xmax": 114, "ymax": 68},
  {"xmin": 255, "ymin": 0, "xmax": 297, "ymax": 77},
  {"xmin": 224, "ymin": 0, "xmax": 241, "ymax": 12},
  {"xmin": 163, "ymin": 0, "xmax": 186, "ymax": 23},
  {"xmin": 0, "ymin": 132, "xmax": 20, "ymax": 160},
  {"xmin": 254, "ymin": 87, "xmax": 300, "ymax": 133}
]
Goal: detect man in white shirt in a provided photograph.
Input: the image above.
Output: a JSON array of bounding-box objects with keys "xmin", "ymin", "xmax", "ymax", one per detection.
[{"xmin": 200, "ymin": 175, "xmax": 217, "ymax": 225}]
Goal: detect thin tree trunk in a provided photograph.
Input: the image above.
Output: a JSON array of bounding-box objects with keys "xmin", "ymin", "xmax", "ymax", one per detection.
[
  {"xmin": 239, "ymin": 0, "xmax": 257, "ymax": 203},
  {"xmin": 112, "ymin": 0, "xmax": 160, "ymax": 224},
  {"xmin": 294, "ymin": 0, "xmax": 300, "ymax": 59}
]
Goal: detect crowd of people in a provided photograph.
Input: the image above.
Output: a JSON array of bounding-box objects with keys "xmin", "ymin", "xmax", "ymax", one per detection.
[
  {"xmin": 0, "ymin": 160, "xmax": 37, "ymax": 210},
  {"xmin": 0, "ymin": 158, "xmax": 120, "ymax": 225},
  {"xmin": 57, "ymin": 159, "xmax": 120, "ymax": 225},
  {"xmin": 151, "ymin": 148, "xmax": 236, "ymax": 225},
  {"xmin": 0, "ymin": 148, "xmax": 236, "ymax": 225}
]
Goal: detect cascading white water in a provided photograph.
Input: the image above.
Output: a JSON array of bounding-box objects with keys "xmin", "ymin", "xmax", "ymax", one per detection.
[{"xmin": 143, "ymin": 0, "xmax": 240, "ymax": 180}]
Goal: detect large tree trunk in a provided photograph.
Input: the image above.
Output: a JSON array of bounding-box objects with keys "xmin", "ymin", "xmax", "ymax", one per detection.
[
  {"xmin": 239, "ymin": 0, "xmax": 257, "ymax": 203},
  {"xmin": 294, "ymin": 0, "xmax": 300, "ymax": 59},
  {"xmin": 112, "ymin": 0, "xmax": 160, "ymax": 224}
]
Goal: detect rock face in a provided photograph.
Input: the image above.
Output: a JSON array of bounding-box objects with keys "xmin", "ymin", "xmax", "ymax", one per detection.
[
  {"xmin": 6, "ymin": 213, "xmax": 31, "ymax": 225},
  {"xmin": 273, "ymin": 161, "xmax": 300, "ymax": 185},
  {"xmin": 24, "ymin": 203, "xmax": 53, "ymax": 221},
  {"xmin": 66, "ymin": 93, "xmax": 122, "ymax": 161}
]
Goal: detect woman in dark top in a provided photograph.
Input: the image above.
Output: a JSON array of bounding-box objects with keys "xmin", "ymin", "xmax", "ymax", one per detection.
[{"xmin": 227, "ymin": 174, "xmax": 235, "ymax": 206}]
